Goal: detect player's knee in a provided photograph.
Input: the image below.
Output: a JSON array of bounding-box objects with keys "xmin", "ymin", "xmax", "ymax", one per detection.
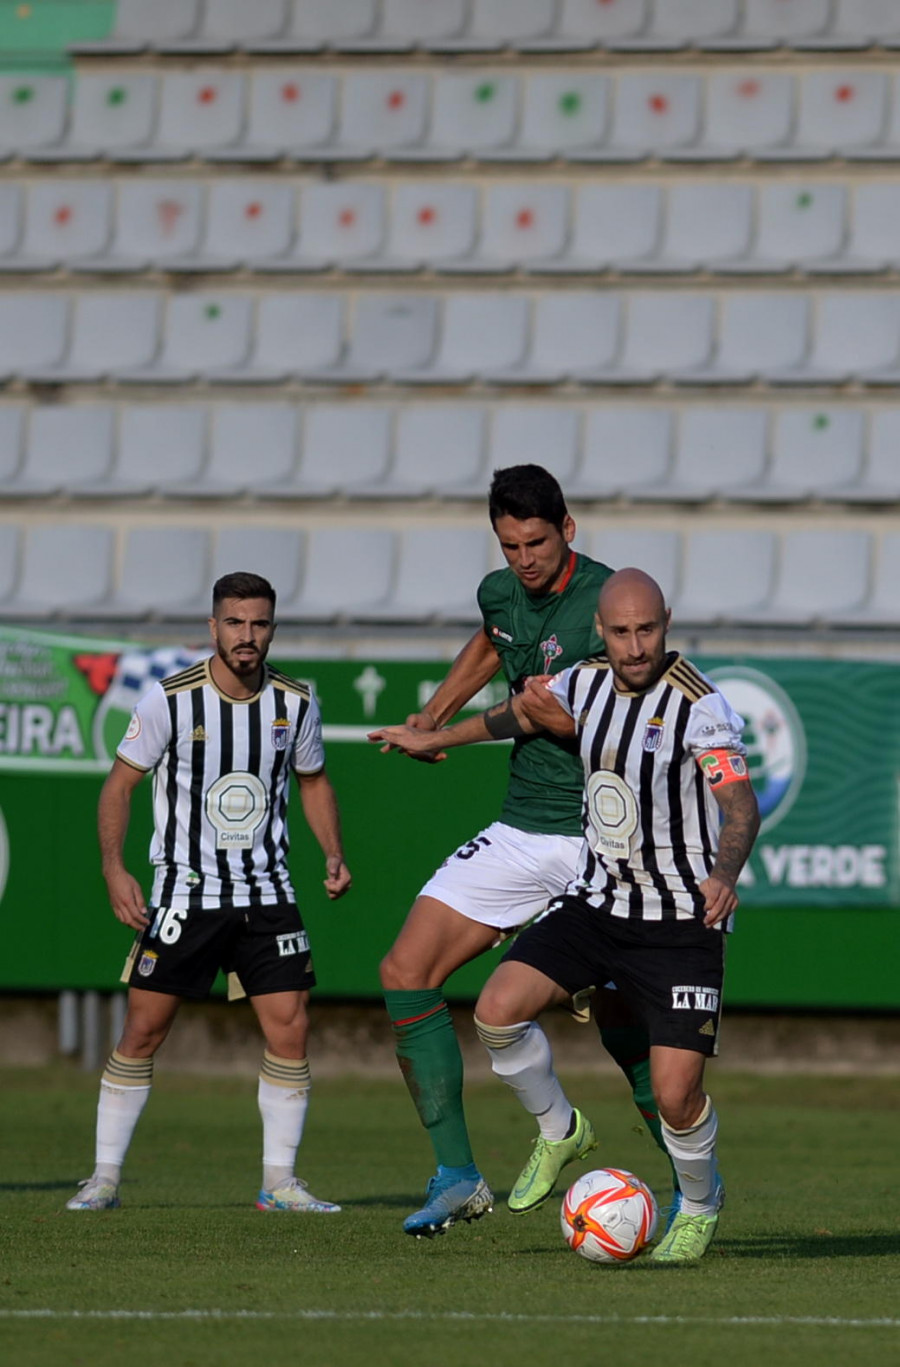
[
  {"xmin": 474, "ymin": 981, "xmax": 520, "ymax": 1027},
  {"xmin": 654, "ymin": 1083, "xmax": 705, "ymax": 1132},
  {"xmin": 379, "ymin": 947, "xmax": 440, "ymax": 991}
]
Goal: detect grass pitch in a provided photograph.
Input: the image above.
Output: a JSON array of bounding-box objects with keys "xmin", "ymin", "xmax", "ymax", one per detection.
[{"xmin": 1, "ymin": 1065, "xmax": 898, "ymax": 1367}]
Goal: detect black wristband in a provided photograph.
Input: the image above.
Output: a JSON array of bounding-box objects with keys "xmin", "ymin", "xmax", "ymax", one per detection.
[{"xmin": 483, "ymin": 703, "xmax": 527, "ymax": 740}]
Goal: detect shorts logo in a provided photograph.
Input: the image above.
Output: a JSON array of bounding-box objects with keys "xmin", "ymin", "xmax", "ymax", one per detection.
[
  {"xmin": 699, "ymin": 1019, "xmax": 716, "ymax": 1037},
  {"xmin": 137, "ymin": 950, "xmax": 158, "ymax": 978},
  {"xmin": 642, "ymin": 716, "xmax": 665, "ymax": 752},
  {"xmin": 672, "ymin": 984, "xmax": 720, "ymax": 1012},
  {"xmin": 540, "ymin": 633, "xmax": 564, "ymax": 672},
  {"xmin": 491, "ymin": 625, "xmax": 514, "ymax": 644},
  {"xmin": 276, "ymin": 931, "xmax": 309, "ymax": 958},
  {"xmin": 271, "ymin": 718, "xmax": 291, "ymax": 751}
]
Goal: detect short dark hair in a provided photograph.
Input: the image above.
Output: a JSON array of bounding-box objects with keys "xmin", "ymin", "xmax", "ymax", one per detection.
[
  {"xmin": 488, "ymin": 464, "xmax": 569, "ymax": 530},
  {"xmin": 212, "ymin": 572, "xmax": 276, "ymax": 614}
]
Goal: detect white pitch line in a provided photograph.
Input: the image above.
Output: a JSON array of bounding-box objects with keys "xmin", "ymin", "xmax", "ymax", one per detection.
[{"xmin": 1, "ymin": 1310, "xmax": 898, "ymax": 1329}]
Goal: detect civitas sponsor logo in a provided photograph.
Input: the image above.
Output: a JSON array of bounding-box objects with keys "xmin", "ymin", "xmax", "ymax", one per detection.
[{"xmin": 708, "ymin": 667, "xmax": 806, "ymax": 834}]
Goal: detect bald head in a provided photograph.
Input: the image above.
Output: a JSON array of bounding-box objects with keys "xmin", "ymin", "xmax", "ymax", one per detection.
[
  {"xmin": 598, "ymin": 568, "xmax": 666, "ymax": 625},
  {"xmin": 596, "ymin": 568, "xmax": 670, "ymax": 693}
]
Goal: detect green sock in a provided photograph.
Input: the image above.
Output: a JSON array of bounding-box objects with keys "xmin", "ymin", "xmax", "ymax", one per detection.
[
  {"xmin": 384, "ymin": 988, "xmax": 475, "ymax": 1170},
  {"xmin": 598, "ymin": 1024, "xmax": 681, "ymax": 1194}
]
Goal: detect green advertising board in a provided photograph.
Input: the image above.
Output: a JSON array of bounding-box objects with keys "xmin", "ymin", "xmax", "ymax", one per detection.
[{"xmin": 0, "ymin": 626, "xmax": 897, "ymax": 1008}]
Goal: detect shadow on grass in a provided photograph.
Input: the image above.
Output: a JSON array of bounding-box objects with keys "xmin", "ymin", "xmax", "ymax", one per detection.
[
  {"xmin": 719, "ymin": 1231, "xmax": 900, "ymax": 1259},
  {"xmin": 0, "ymin": 1181, "xmax": 82, "ymax": 1193}
]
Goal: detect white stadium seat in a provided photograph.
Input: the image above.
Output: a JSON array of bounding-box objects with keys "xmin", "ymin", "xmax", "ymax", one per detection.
[
  {"xmin": 169, "ymin": 181, "xmax": 295, "ymax": 272},
  {"xmin": 570, "ymin": 408, "xmax": 673, "ymax": 497},
  {"xmin": 212, "ymin": 294, "xmax": 345, "ymax": 384},
  {"xmin": 281, "ymin": 527, "xmax": 395, "ymax": 623},
  {"xmin": 0, "ymin": 180, "xmax": 112, "ymax": 272},
  {"xmin": 675, "ymin": 531, "xmax": 777, "ymax": 624},
  {"xmin": 0, "ymin": 294, "xmax": 68, "ymax": 380},
  {"xmin": 5, "ymin": 406, "xmax": 115, "ymax": 496},
  {"xmin": 162, "ymin": 0, "xmax": 291, "ymax": 55},
  {"xmin": 121, "ymin": 293, "xmax": 253, "ymax": 384},
  {"xmin": 177, "ymin": 403, "xmax": 301, "ymax": 499},
  {"xmin": 259, "ymin": 182, "xmax": 385, "ymax": 272},
  {"xmin": 512, "ymin": 73, "xmax": 610, "ymax": 158},
  {"xmin": 688, "ymin": 70, "xmax": 795, "ymax": 159},
  {"xmin": 835, "ymin": 534, "xmax": 900, "ymax": 626},
  {"xmin": 247, "ymin": 0, "xmax": 379, "ymax": 54},
  {"xmin": 620, "ymin": 0, "xmax": 741, "ymax": 50},
  {"xmin": 25, "ymin": 292, "xmax": 162, "ymax": 383},
  {"xmin": 369, "ymin": 0, "xmax": 468, "ymax": 52},
  {"xmin": 588, "ymin": 528, "xmax": 681, "ymax": 603},
  {"xmin": 842, "ymin": 412, "xmax": 900, "ymax": 502},
  {"xmin": 0, "ymin": 523, "xmax": 20, "ymax": 607},
  {"xmin": 34, "ymin": 73, "xmax": 159, "ymax": 162},
  {"xmin": 332, "ymin": 72, "xmax": 430, "ymax": 158},
  {"xmin": 720, "ymin": 183, "xmax": 848, "ymax": 273},
  {"xmin": 94, "ymin": 527, "xmax": 212, "ymax": 620},
  {"xmin": 492, "ymin": 292, "xmax": 621, "ymax": 384},
  {"xmin": 488, "ymin": 405, "xmax": 582, "ymax": 488},
  {"xmin": 769, "ymin": 293, "xmax": 900, "ymax": 384},
  {"xmin": 433, "ymin": 0, "xmax": 558, "ymax": 53},
  {"xmin": 601, "ymin": 73, "xmax": 703, "ymax": 159},
  {"xmin": 105, "ymin": 405, "xmax": 209, "ymax": 497},
  {"xmin": 212, "ymin": 528, "xmax": 306, "ymax": 603},
  {"xmin": 295, "ymin": 405, "xmax": 393, "ymax": 496},
  {"xmin": 544, "ymin": 184, "xmax": 663, "ymax": 273},
  {"xmin": 356, "ymin": 526, "xmax": 488, "ymax": 623},
  {"xmin": 441, "ymin": 184, "xmax": 570, "ymax": 273},
  {"xmin": 386, "ymin": 404, "xmax": 488, "ymax": 499},
  {"xmin": 763, "ymin": 71, "xmax": 889, "ymax": 160},
  {"xmin": 77, "ymin": 180, "xmax": 203, "ymax": 273},
  {"xmin": 237, "ymin": 71, "xmax": 338, "ymax": 160},
  {"xmin": 737, "ymin": 530, "xmax": 871, "ymax": 625},
  {"xmin": 4, "ymin": 525, "xmax": 115, "ymax": 619},
  {"xmin": 731, "ymin": 407, "xmax": 865, "ymax": 500},
  {"xmin": 313, "ymin": 295, "xmax": 438, "ymax": 383},
  {"xmin": 369, "ymin": 183, "xmax": 478, "ymax": 271},
  {"xmin": 412, "ymin": 73, "xmax": 519, "ymax": 159},
  {"xmin": 70, "ymin": 0, "xmax": 201, "ymax": 54},
  {"xmin": 654, "ymin": 408, "xmax": 770, "ymax": 501},
  {"xmin": 0, "ymin": 76, "xmax": 68, "ymax": 159},
  {"xmin": 629, "ymin": 183, "xmax": 753, "ymax": 273},
  {"xmin": 0, "ymin": 404, "xmax": 26, "ymax": 484},
  {"xmin": 726, "ymin": 0, "xmax": 832, "ymax": 48},
  {"xmin": 397, "ymin": 293, "xmax": 528, "ymax": 383},
  {"xmin": 577, "ymin": 292, "xmax": 713, "ymax": 384},
  {"xmin": 678, "ymin": 293, "xmax": 810, "ymax": 385}
]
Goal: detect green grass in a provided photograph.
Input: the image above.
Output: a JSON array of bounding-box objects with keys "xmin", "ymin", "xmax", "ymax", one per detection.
[{"xmin": 1, "ymin": 1067, "xmax": 898, "ymax": 1367}]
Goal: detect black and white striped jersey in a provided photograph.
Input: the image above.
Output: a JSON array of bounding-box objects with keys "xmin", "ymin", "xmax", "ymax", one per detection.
[
  {"xmin": 548, "ymin": 651, "xmax": 746, "ymax": 924},
  {"xmin": 117, "ymin": 657, "xmax": 324, "ymax": 910}
]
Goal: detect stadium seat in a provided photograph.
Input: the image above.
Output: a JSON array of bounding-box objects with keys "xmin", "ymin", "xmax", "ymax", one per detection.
[
  {"xmin": 312, "ymin": 295, "xmax": 438, "ymax": 383},
  {"xmin": 652, "ymin": 407, "xmax": 769, "ymax": 500},
  {"xmin": 674, "ymin": 530, "xmax": 777, "ymax": 624},
  {"xmin": 405, "ymin": 73, "xmax": 518, "ymax": 160},
  {"xmin": 247, "ymin": 0, "xmax": 380, "ymax": 54},
  {"xmin": 768, "ymin": 293, "xmax": 900, "ymax": 384},
  {"xmin": 76, "ymin": 180, "xmax": 204, "ymax": 274},
  {"xmin": 762, "ymin": 71, "xmax": 889, "ymax": 160},
  {"xmin": 69, "ymin": 0, "xmax": 201, "ymax": 54},
  {"xmin": 508, "ymin": 73, "xmax": 610, "ymax": 160},
  {"xmin": 121, "ymin": 293, "xmax": 253, "ymax": 384},
  {"xmin": 361, "ymin": 0, "xmax": 468, "ymax": 52},
  {"xmin": 212, "ymin": 527, "xmax": 306, "ymax": 603},
  {"xmin": 490, "ymin": 292, "xmax": 621, "ymax": 383},
  {"xmin": 589, "ymin": 72, "xmax": 703, "ymax": 161},
  {"xmin": 737, "ymin": 529, "xmax": 871, "ymax": 625},
  {"xmin": 166, "ymin": 181, "xmax": 296, "ymax": 272},
  {"xmin": 91, "ymin": 527, "xmax": 212, "ymax": 620},
  {"xmin": 834, "ymin": 533, "xmax": 900, "ymax": 626},
  {"xmin": 523, "ymin": 0, "xmax": 652, "ymax": 52},
  {"xmin": 32, "ymin": 73, "xmax": 159, "ymax": 163},
  {"xmin": 677, "ymin": 293, "xmax": 810, "ymax": 384},
  {"xmin": 0, "ymin": 184, "xmax": 21, "ymax": 261},
  {"xmin": 4, "ymin": 406, "xmax": 115, "ymax": 496},
  {"xmin": 720, "ymin": 183, "xmax": 848, "ymax": 274},
  {"xmin": 0, "ymin": 523, "xmax": 20, "ymax": 608},
  {"xmin": 542, "ymin": 184, "xmax": 663, "ymax": 273},
  {"xmin": 0, "ymin": 180, "xmax": 112, "ymax": 272},
  {"xmin": 0, "ymin": 404, "xmax": 25, "ymax": 484},
  {"xmin": 587, "ymin": 528, "xmax": 681, "ymax": 602},
  {"xmin": 840, "ymin": 411, "xmax": 900, "ymax": 502},
  {"xmin": 176, "ymin": 403, "xmax": 300, "ymax": 498},
  {"xmin": 397, "ymin": 293, "xmax": 527, "ymax": 383},
  {"xmin": 576, "ymin": 292, "xmax": 713, "ymax": 384},
  {"xmin": 3, "ymin": 524, "xmax": 115, "ymax": 619},
  {"xmin": 259, "ymin": 182, "xmax": 385, "ymax": 271},
  {"xmin": 716, "ymin": 0, "xmax": 833, "ymax": 49},
  {"xmin": 365, "ymin": 183, "xmax": 478, "ymax": 271},
  {"xmin": 328, "ymin": 72, "xmax": 430, "ymax": 159},
  {"xmin": 25, "ymin": 292, "xmax": 163, "ymax": 383},
  {"xmin": 814, "ymin": 183, "xmax": 900, "ymax": 273},
  {"xmin": 0, "ymin": 294, "xmax": 68, "ymax": 381},
  {"xmin": 90, "ymin": 405, "xmax": 209, "ymax": 497},
  {"xmin": 280, "ymin": 526, "xmax": 395, "ymax": 622},
  {"xmin": 118, "ymin": 71, "xmax": 246, "ymax": 162},
  {"xmin": 349, "ymin": 403, "xmax": 487, "ymax": 499},
  {"xmin": 295, "ymin": 405, "xmax": 393, "ymax": 496},
  {"xmin": 211, "ymin": 294, "xmax": 345, "ymax": 384},
  {"xmin": 731, "ymin": 408, "xmax": 865, "ymax": 500},
  {"xmin": 160, "ymin": 0, "xmax": 291, "ymax": 54},
  {"xmin": 0, "ymin": 76, "xmax": 68, "ymax": 159},
  {"xmin": 684, "ymin": 70, "xmax": 794, "ymax": 160},
  {"xmin": 488, "ymin": 405, "xmax": 581, "ymax": 486},
  {"xmin": 816, "ymin": 0, "xmax": 900, "ymax": 48},
  {"xmin": 569, "ymin": 408, "xmax": 673, "ymax": 497},
  {"xmin": 356, "ymin": 526, "xmax": 488, "ymax": 623},
  {"xmin": 614, "ymin": 0, "xmax": 741, "ymax": 51},
  {"xmin": 428, "ymin": 0, "xmax": 557, "ymax": 53},
  {"xmin": 440, "ymin": 184, "xmax": 570, "ymax": 273},
  {"xmin": 629, "ymin": 183, "xmax": 753, "ymax": 273},
  {"xmin": 231, "ymin": 71, "xmax": 338, "ymax": 160}
]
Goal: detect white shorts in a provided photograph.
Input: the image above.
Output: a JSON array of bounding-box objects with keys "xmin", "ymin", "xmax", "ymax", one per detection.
[{"xmin": 418, "ymin": 821, "xmax": 584, "ymax": 932}]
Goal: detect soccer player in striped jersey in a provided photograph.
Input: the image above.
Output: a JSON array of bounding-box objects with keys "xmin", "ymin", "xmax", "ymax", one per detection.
[
  {"xmin": 67, "ymin": 573, "xmax": 351, "ymax": 1214},
  {"xmin": 383, "ymin": 568, "xmax": 759, "ymax": 1263},
  {"xmin": 371, "ymin": 467, "xmax": 678, "ymax": 1239}
]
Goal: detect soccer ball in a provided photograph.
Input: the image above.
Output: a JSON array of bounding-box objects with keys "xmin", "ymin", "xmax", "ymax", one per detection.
[{"xmin": 560, "ymin": 1168, "xmax": 658, "ymax": 1263}]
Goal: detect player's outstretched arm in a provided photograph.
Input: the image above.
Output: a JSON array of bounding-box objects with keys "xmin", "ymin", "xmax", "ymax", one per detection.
[
  {"xmin": 370, "ymin": 692, "xmax": 540, "ymax": 757},
  {"xmin": 295, "ymin": 768, "xmax": 351, "ymax": 900},
  {"xmin": 97, "ymin": 757, "xmax": 150, "ymax": 929},
  {"xmin": 411, "ymin": 628, "xmax": 501, "ymax": 730},
  {"xmin": 700, "ymin": 774, "xmax": 761, "ymax": 927}
]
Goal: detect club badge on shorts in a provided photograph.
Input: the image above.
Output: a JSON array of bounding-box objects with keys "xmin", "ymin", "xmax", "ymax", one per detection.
[
  {"xmin": 137, "ymin": 949, "xmax": 158, "ymax": 978},
  {"xmin": 271, "ymin": 718, "xmax": 291, "ymax": 751}
]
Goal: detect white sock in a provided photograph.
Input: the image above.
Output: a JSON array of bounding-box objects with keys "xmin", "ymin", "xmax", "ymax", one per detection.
[
  {"xmin": 258, "ymin": 1054, "xmax": 310, "ymax": 1191},
  {"xmin": 662, "ymin": 1096, "xmax": 720, "ymax": 1216},
  {"xmin": 94, "ymin": 1051, "xmax": 154, "ymax": 1182},
  {"xmin": 475, "ymin": 1018, "xmax": 574, "ymax": 1141}
]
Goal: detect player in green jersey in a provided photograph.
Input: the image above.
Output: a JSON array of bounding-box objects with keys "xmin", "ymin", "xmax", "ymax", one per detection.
[{"xmin": 372, "ymin": 465, "xmax": 678, "ymax": 1237}]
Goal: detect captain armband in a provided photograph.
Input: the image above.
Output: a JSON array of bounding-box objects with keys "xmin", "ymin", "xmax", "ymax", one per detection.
[
  {"xmin": 483, "ymin": 701, "xmax": 528, "ymax": 741},
  {"xmin": 697, "ymin": 749, "xmax": 750, "ymax": 788}
]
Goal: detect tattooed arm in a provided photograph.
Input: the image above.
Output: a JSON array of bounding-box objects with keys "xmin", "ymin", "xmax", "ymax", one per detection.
[
  {"xmin": 369, "ymin": 693, "xmax": 541, "ymax": 757},
  {"xmin": 700, "ymin": 776, "xmax": 761, "ymax": 928}
]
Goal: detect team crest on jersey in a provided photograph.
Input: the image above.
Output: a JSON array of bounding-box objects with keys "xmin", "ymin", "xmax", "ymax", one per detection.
[
  {"xmin": 642, "ymin": 717, "xmax": 665, "ymax": 752},
  {"xmin": 137, "ymin": 950, "xmax": 158, "ymax": 978},
  {"xmin": 540, "ymin": 634, "xmax": 564, "ymax": 672},
  {"xmin": 271, "ymin": 718, "xmax": 291, "ymax": 751}
]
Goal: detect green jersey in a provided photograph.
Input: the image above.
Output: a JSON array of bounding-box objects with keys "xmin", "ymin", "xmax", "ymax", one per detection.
[{"xmin": 477, "ymin": 551, "xmax": 613, "ymax": 836}]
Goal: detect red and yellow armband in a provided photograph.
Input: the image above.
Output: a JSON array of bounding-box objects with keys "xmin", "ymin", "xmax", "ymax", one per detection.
[{"xmin": 697, "ymin": 749, "xmax": 750, "ymax": 788}]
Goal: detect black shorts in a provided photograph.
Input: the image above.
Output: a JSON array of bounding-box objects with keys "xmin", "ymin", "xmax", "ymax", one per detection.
[
  {"xmin": 503, "ymin": 895, "xmax": 725, "ymax": 1057},
  {"xmin": 122, "ymin": 902, "xmax": 316, "ymax": 1001}
]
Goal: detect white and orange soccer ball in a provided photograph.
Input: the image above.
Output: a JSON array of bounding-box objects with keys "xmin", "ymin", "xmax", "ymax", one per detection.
[{"xmin": 560, "ymin": 1168, "xmax": 659, "ymax": 1263}]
